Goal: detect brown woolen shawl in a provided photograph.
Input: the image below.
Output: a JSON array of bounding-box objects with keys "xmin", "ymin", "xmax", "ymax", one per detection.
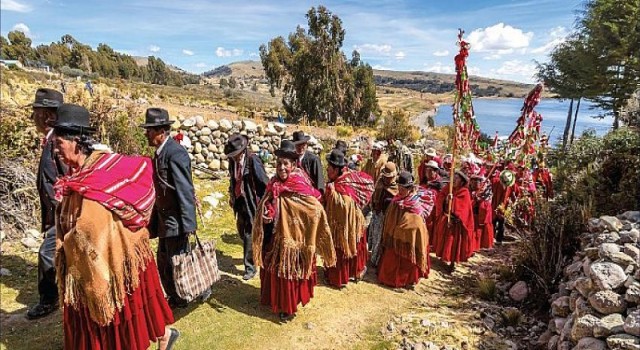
[
  {"xmin": 381, "ymin": 202, "xmax": 430, "ymax": 273},
  {"xmin": 253, "ymin": 193, "xmax": 336, "ymax": 280},
  {"xmin": 324, "ymin": 185, "xmax": 366, "ymax": 258},
  {"xmin": 371, "ymin": 176, "xmax": 398, "ymax": 212}
]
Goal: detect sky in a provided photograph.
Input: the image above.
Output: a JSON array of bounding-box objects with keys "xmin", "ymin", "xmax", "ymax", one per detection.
[{"xmin": 0, "ymin": 0, "xmax": 585, "ymax": 83}]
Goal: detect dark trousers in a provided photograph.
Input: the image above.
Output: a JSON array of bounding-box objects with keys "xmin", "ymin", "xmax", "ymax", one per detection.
[
  {"xmin": 37, "ymin": 226, "xmax": 58, "ymax": 305},
  {"xmin": 493, "ymin": 216, "xmax": 506, "ymax": 243},
  {"xmin": 235, "ymin": 205, "xmax": 255, "ymax": 275},
  {"xmin": 157, "ymin": 235, "xmax": 189, "ymax": 302}
]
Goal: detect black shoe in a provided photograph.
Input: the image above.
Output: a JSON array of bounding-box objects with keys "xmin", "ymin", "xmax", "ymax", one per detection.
[
  {"xmin": 242, "ymin": 270, "xmax": 256, "ymax": 281},
  {"xmin": 165, "ymin": 328, "xmax": 180, "ymax": 350},
  {"xmin": 26, "ymin": 302, "xmax": 58, "ymax": 320},
  {"xmin": 279, "ymin": 312, "xmax": 294, "ymax": 322},
  {"xmin": 169, "ymin": 298, "xmax": 188, "ymax": 309}
]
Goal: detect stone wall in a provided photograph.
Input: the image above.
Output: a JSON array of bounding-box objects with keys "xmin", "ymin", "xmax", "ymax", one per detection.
[{"xmin": 539, "ymin": 212, "xmax": 640, "ymax": 350}]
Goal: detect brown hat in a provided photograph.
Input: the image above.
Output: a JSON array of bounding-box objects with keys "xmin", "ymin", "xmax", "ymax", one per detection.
[{"xmin": 380, "ymin": 161, "xmax": 397, "ymax": 178}]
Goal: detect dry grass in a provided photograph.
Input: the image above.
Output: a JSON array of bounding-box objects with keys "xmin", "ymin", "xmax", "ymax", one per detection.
[
  {"xmin": 477, "ymin": 278, "xmax": 498, "ymax": 301},
  {"xmin": 500, "ymin": 308, "xmax": 523, "ymax": 327}
]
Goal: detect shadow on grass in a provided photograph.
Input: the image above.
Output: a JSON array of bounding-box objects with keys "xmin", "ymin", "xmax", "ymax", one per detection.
[{"xmin": 216, "ymin": 250, "xmax": 244, "ymax": 277}]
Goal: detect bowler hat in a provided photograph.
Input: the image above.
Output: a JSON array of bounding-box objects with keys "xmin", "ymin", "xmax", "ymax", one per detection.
[
  {"xmin": 224, "ymin": 133, "xmax": 248, "ymax": 157},
  {"xmin": 425, "ymin": 160, "xmax": 439, "ymax": 170},
  {"xmin": 397, "ymin": 171, "xmax": 415, "ymax": 188},
  {"xmin": 53, "ymin": 104, "xmax": 95, "ymax": 135},
  {"xmin": 380, "ymin": 162, "xmax": 397, "ymax": 178},
  {"xmin": 274, "ymin": 140, "xmax": 298, "ymax": 160},
  {"xmin": 139, "ymin": 108, "xmax": 174, "ymax": 128},
  {"xmin": 291, "ymin": 131, "xmax": 311, "ymax": 145},
  {"xmin": 32, "ymin": 88, "xmax": 63, "ymax": 108},
  {"xmin": 335, "ymin": 140, "xmax": 348, "ymax": 153},
  {"xmin": 326, "ymin": 149, "xmax": 346, "ymax": 167},
  {"xmin": 454, "ymin": 170, "xmax": 469, "ymax": 184}
]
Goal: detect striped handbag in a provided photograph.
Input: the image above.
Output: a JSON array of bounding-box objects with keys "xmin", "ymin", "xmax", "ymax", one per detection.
[{"xmin": 171, "ymin": 233, "xmax": 221, "ymax": 302}]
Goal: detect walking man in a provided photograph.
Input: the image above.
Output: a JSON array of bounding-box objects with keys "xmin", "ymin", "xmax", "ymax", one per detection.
[
  {"xmin": 141, "ymin": 108, "xmax": 198, "ymax": 308},
  {"xmin": 225, "ymin": 133, "xmax": 268, "ymax": 280},
  {"xmin": 291, "ymin": 131, "xmax": 324, "ymax": 192},
  {"xmin": 27, "ymin": 88, "xmax": 67, "ymax": 320}
]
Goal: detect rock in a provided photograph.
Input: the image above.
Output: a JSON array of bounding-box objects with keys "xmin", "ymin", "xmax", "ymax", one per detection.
[
  {"xmin": 264, "ymin": 123, "xmax": 279, "ymax": 136},
  {"xmin": 565, "ymin": 261, "xmax": 583, "ymax": 277},
  {"xmin": 547, "ymin": 335, "xmax": 559, "ymax": 350},
  {"xmin": 387, "ymin": 322, "xmax": 395, "ymax": 332},
  {"xmin": 207, "ymin": 144, "xmax": 218, "ymax": 153},
  {"xmin": 589, "ymin": 290, "xmax": 628, "ymax": 314},
  {"xmin": 181, "ymin": 117, "xmax": 195, "ymax": 129},
  {"xmin": 585, "ymin": 247, "xmax": 601, "ymax": 260},
  {"xmin": 219, "ymin": 119, "xmax": 232, "ymax": 132},
  {"xmin": 570, "ymin": 291, "xmax": 580, "ymax": 312},
  {"xmin": 590, "ymin": 262, "xmax": 628, "ymax": 290},
  {"xmin": 172, "ymin": 119, "xmax": 181, "ymax": 129},
  {"xmin": 509, "ymin": 281, "xmax": 529, "ymax": 302},
  {"xmin": 601, "ymin": 215, "xmax": 624, "ymax": 232},
  {"xmin": 483, "ymin": 317, "xmax": 495, "ymax": 330},
  {"xmin": 610, "ymin": 252, "xmax": 636, "ymax": 268},
  {"xmin": 506, "ymin": 326, "xmax": 515, "ymax": 333},
  {"xmin": 195, "ymin": 154, "xmax": 205, "ymax": 163},
  {"xmin": 208, "ymin": 160, "xmax": 221, "ymax": 171},
  {"xmin": 624, "ymin": 244, "xmax": 640, "ymax": 261},
  {"xmin": 305, "ymin": 322, "xmax": 315, "ymax": 330},
  {"xmin": 594, "ymin": 313, "xmax": 626, "ymax": 338},
  {"xmin": 207, "ymin": 120, "xmax": 219, "ymax": 130},
  {"xmin": 626, "ymin": 282, "xmax": 640, "ymax": 304},
  {"xmin": 575, "ymin": 296, "xmax": 596, "ymax": 317},
  {"xmin": 250, "ymin": 144, "xmax": 260, "ymax": 153},
  {"xmin": 195, "ymin": 142, "xmax": 202, "ymax": 154},
  {"xmin": 571, "ymin": 314, "xmax": 600, "ymax": 342},
  {"xmin": 242, "ymin": 120, "xmax": 257, "ymax": 132},
  {"xmin": 557, "ymin": 341, "xmax": 572, "ymax": 350},
  {"xmin": 600, "ymin": 243, "xmax": 622, "ymax": 258},
  {"xmin": 21, "ymin": 237, "xmax": 40, "ymax": 249},
  {"xmin": 606, "ymin": 334, "xmax": 640, "ymax": 350},
  {"xmin": 232, "ymin": 120, "xmax": 242, "ymax": 130},
  {"xmin": 221, "ymin": 160, "xmax": 229, "ymax": 171},
  {"xmin": 420, "ymin": 319, "xmax": 432, "ymax": 327},
  {"xmin": 589, "ymin": 218, "xmax": 604, "ymax": 232},
  {"xmin": 26, "ymin": 228, "xmax": 40, "ymax": 238},
  {"xmin": 620, "ymin": 211, "xmax": 640, "ymax": 223},
  {"xmin": 551, "ymin": 318, "xmax": 567, "ymax": 334},
  {"xmin": 200, "ymin": 127, "xmax": 212, "ymax": 136},
  {"xmin": 574, "ymin": 337, "xmax": 607, "ymax": 350},
  {"xmin": 628, "ymin": 229, "xmax": 640, "ymax": 243},
  {"xmin": 0, "ymin": 268, "xmax": 11, "ymax": 276},
  {"xmin": 537, "ymin": 330, "xmax": 553, "ymax": 345},
  {"xmin": 198, "ymin": 135, "xmax": 211, "ymax": 145},
  {"xmin": 625, "ymin": 310, "xmax": 640, "ymax": 337},
  {"xmin": 595, "ymin": 232, "xmax": 622, "ymax": 245},
  {"xmin": 273, "ymin": 122, "xmax": 287, "ymax": 132},
  {"xmin": 194, "ymin": 115, "xmax": 205, "ymax": 128},
  {"xmin": 575, "ymin": 277, "xmax": 593, "ymax": 297},
  {"xmin": 552, "ymin": 296, "xmax": 571, "ymax": 317}
]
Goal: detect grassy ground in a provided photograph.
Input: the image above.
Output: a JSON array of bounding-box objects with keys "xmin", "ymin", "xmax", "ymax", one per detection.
[{"xmin": 0, "ymin": 176, "xmax": 520, "ymax": 350}]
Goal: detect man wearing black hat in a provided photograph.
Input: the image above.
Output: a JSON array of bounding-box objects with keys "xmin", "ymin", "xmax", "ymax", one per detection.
[
  {"xmin": 27, "ymin": 88, "xmax": 68, "ymax": 320},
  {"xmin": 141, "ymin": 107, "xmax": 198, "ymax": 308},
  {"xmin": 292, "ymin": 131, "xmax": 324, "ymax": 193},
  {"xmin": 225, "ymin": 133, "xmax": 268, "ymax": 280}
]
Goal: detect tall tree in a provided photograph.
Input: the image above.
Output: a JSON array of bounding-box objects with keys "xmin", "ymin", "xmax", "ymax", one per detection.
[{"xmin": 5, "ymin": 30, "xmax": 35, "ymax": 64}]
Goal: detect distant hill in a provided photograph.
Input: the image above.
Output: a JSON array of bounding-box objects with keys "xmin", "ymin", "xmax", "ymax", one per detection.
[
  {"xmin": 201, "ymin": 60, "xmax": 533, "ymax": 98},
  {"xmin": 132, "ymin": 56, "xmax": 187, "ymax": 73}
]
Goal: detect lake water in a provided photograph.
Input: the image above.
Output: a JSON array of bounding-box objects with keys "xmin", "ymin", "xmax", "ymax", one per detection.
[{"xmin": 433, "ymin": 98, "xmax": 612, "ymax": 140}]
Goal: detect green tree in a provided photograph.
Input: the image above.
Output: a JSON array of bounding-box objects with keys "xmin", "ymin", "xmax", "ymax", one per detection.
[
  {"xmin": 228, "ymin": 76, "xmax": 237, "ymax": 89},
  {"xmin": 146, "ymin": 56, "xmax": 168, "ymax": 84},
  {"xmin": 0, "ymin": 36, "xmax": 10, "ymax": 58},
  {"xmin": 5, "ymin": 30, "xmax": 35, "ymax": 64},
  {"xmin": 260, "ymin": 6, "xmax": 379, "ymax": 126},
  {"xmin": 219, "ymin": 77, "xmax": 229, "ymax": 88}
]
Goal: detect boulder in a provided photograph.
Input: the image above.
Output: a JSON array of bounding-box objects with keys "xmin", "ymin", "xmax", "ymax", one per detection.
[
  {"xmin": 594, "ymin": 313, "xmax": 625, "ymax": 338},
  {"xmin": 626, "ymin": 282, "xmax": 640, "ymax": 304},
  {"xmin": 242, "ymin": 120, "xmax": 258, "ymax": 132},
  {"xmin": 551, "ymin": 317, "xmax": 567, "ymax": 334},
  {"xmin": 194, "ymin": 142, "xmax": 202, "ymax": 153},
  {"xmin": 232, "ymin": 120, "xmax": 243, "ymax": 129},
  {"xmin": 624, "ymin": 243, "xmax": 640, "ymax": 261},
  {"xmin": 171, "ymin": 119, "xmax": 181, "ymax": 130},
  {"xmin": 207, "ymin": 160, "xmax": 221, "ymax": 171},
  {"xmin": 194, "ymin": 115, "xmax": 205, "ymax": 128},
  {"xmin": 595, "ymin": 232, "xmax": 621, "ymax": 245},
  {"xmin": 21, "ymin": 237, "xmax": 40, "ymax": 249},
  {"xmin": 585, "ymin": 247, "xmax": 601, "ymax": 260},
  {"xmin": 575, "ymin": 277, "xmax": 593, "ymax": 297},
  {"xmin": 619, "ymin": 211, "xmax": 640, "ymax": 223},
  {"xmin": 552, "ymin": 296, "xmax": 571, "ymax": 317},
  {"xmin": 565, "ymin": 261, "xmax": 583, "ymax": 277},
  {"xmin": 265, "ymin": 123, "xmax": 279, "ymax": 136},
  {"xmin": 509, "ymin": 281, "xmax": 529, "ymax": 302},
  {"xmin": 625, "ymin": 310, "xmax": 640, "ymax": 337},
  {"xmin": 181, "ymin": 117, "xmax": 195, "ymax": 129},
  {"xmin": 547, "ymin": 335, "xmax": 559, "ymax": 350},
  {"xmin": 590, "ymin": 262, "xmax": 628, "ymax": 290},
  {"xmin": 600, "ymin": 215, "xmax": 624, "ymax": 232},
  {"xmin": 273, "ymin": 122, "xmax": 287, "ymax": 132},
  {"xmin": 600, "ymin": 243, "xmax": 622, "ymax": 258},
  {"xmin": 610, "ymin": 252, "xmax": 636, "ymax": 268},
  {"xmin": 199, "ymin": 135, "xmax": 211, "ymax": 146},
  {"xmin": 207, "ymin": 120, "xmax": 219, "ymax": 130},
  {"xmin": 195, "ymin": 154, "xmax": 205, "ymax": 163},
  {"xmin": 208, "ymin": 144, "xmax": 218, "ymax": 153},
  {"xmin": 200, "ymin": 127, "xmax": 212, "ymax": 136},
  {"xmin": 571, "ymin": 314, "xmax": 600, "ymax": 342},
  {"xmin": 219, "ymin": 119, "xmax": 233, "ymax": 132},
  {"xmin": 250, "ymin": 144, "xmax": 260, "ymax": 153},
  {"xmin": 606, "ymin": 334, "xmax": 640, "ymax": 350},
  {"xmin": 589, "ymin": 290, "xmax": 628, "ymax": 314},
  {"xmin": 574, "ymin": 337, "xmax": 607, "ymax": 350}
]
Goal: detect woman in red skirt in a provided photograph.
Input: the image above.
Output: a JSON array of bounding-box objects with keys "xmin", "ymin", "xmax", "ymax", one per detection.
[
  {"xmin": 377, "ymin": 171, "xmax": 430, "ymax": 288},
  {"xmin": 52, "ymin": 104, "xmax": 177, "ymax": 350},
  {"xmin": 252, "ymin": 140, "xmax": 336, "ymax": 321}
]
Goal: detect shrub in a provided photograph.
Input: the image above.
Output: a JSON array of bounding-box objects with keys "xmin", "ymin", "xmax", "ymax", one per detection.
[
  {"xmin": 336, "ymin": 125, "xmax": 353, "ymax": 138},
  {"xmin": 501, "ymin": 308, "xmax": 523, "ymax": 327},
  {"xmin": 477, "ymin": 278, "xmax": 497, "ymax": 301},
  {"xmin": 377, "ymin": 108, "xmax": 418, "ymax": 142}
]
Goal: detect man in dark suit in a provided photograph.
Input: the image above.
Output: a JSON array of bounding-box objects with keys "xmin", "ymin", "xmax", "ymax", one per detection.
[
  {"xmin": 225, "ymin": 133, "xmax": 268, "ymax": 280},
  {"xmin": 27, "ymin": 88, "xmax": 67, "ymax": 320},
  {"xmin": 292, "ymin": 131, "xmax": 325, "ymax": 193},
  {"xmin": 141, "ymin": 108, "xmax": 198, "ymax": 308}
]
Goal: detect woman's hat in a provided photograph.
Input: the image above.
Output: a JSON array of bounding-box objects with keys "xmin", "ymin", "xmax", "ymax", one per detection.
[
  {"xmin": 139, "ymin": 108, "xmax": 175, "ymax": 128},
  {"xmin": 274, "ymin": 140, "xmax": 299, "ymax": 160},
  {"xmin": 291, "ymin": 130, "xmax": 311, "ymax": 145},
  {"xmin": 53, "ymin": 104, "xmax": 95, "ymax": 135},
  {"xmin": 224, "ymin": 133, "xmax": 249, "ymax": 157},
  {"xmin": 424, "ymin": 147, "xmax": 437, "ymax": 157},
  {"xmin": 425, "ymin": 160, "xmax": 439, "ymax": 170},
  {"xmin": 326, "ymin": 149, "xmax": 346, "ymax": 167},
  {"xmin": 335, "ymin": 140, "xmax": 348, "ymax": 153},
  {"xmin": 380, "ymin": 162, "xmax": 397, "ymax": 178},
  {"xmin": 32, "ymin": 88, "xmax": 63, "ymax": 108},
  {"xmin": 454, "ymin": 170, "xmax": 469, "ymax": 184},
  {"xmin": 397, "ymin": 171, "xmax": 415, "ymax": 188}
]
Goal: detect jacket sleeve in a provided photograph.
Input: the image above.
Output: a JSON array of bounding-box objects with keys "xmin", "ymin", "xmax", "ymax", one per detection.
[
  {"xmin": 42, "ymin": 143, "xmax": 68, "ymax": 208},
  {"xmin": 313, "ymin": 156, "xmax": 325, "ymax": 193},
  {"xmin": 251, "ymin": 155, "xmax": 269, "ymax": 199},
  {"xmin": 169, "ymin": 150, "xmax": 197, "ymax": 233}
]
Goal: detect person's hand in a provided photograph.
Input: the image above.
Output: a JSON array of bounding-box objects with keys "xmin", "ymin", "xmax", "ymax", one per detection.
[{"xmin": 262, "ymin": 212, "xmax": 273, "ymax": 224}]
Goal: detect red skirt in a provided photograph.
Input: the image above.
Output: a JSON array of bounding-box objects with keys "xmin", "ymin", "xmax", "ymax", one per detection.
[
  {"xmin": 325, "ymin": 232, "xmax": 368, "ymax": 288},
  {"xmin": 377, "ymin": 248, "xmax": 428, "ymax": 288},
  {"xmin": 259, "ymin": 263, "xmax": 317, "ymax": 315},
  {"xmin": 433, "ymin": 217, "xmax": 472, "ymax": 263},
  {"xmin": 63, "ymin": 259, "xmax": 174, "ymax": 350},
  {"xmin": 477, "ymin": 223, "xmax": 494, "ymax": 249}
]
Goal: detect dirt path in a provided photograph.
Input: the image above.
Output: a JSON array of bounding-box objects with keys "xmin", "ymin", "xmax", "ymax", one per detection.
[{"xmin": 0, "ymin": 179, "xmax": 524, "ymax": 350}]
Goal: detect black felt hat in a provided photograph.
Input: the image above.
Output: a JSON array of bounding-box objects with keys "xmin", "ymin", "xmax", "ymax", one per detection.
[
  {"xmin": 291, "ymin": 130, "xmax": 311, "ymax": 145},
  {"xmin": 139, "ymin": 108, "xmax": 175, "ymax": 128},
  {"xmin": 274, "ymin": 140, "xmax": 299, "ymax": 160},
  {"xmin": 224, "ymin": 133, "xmax": 249, "ymax": 157},
  {"xmin": 326, "ymin": 149, "xmax": 347, "ymax": 167},
  {"xmin": 455, "ymin": 170, "xmax": 469, "ymax": 184},
  {"xmin": 397, "ymin": 171, "xmax": 415, "ymax": 188},
  {"xmin": 53, "ymin": 103, "xmax": 95, "ymax": 135},
  {"xmin": 335, "ymin": 140, "xmax": 348, "ymax": 153},
  {"xmin": 32, "ymin": 88, "xmax": 63, "ymax": 108}
]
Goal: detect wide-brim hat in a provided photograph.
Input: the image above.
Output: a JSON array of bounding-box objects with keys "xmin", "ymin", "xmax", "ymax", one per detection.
[
  {"xmin": 425, "ymin": 160, "xmax": 439, "ymax": 170},
  {"xmin": 397, "ymin": 171, "xmax": 415, "ymax": 188},
  {"xmin": 380, "ymin": 161, "xmax": 397, "ymax": 178},
  {"xmin": 291, "ymin": 130, "xmax": 311, "ymax": 145},
  {"xmin": 139, "ymin": 108, "xmax": 174, "ymax": 128},
  {"xmin": 335, "ymin": 140, "xmax": 348, "ymax": 153},
  {"xmin": 32, "ymin": 88, "xmax": 63, "ymax": 108},
  {"xmin": 372, "ymin": 142, "xmax": 384, "ymax": 151},
  {"xmin": 224, "ymin": 133, "xmax": 249, "ymax": 157},
  {"xmin": 53, "ymin": 103, "xmax": 95, "ymax": 135},
  {"xmin": 454, "ymin": 170, "xmax": 469, "ymax": 184},
  {"xmin": 326, "ymin": 149, "xmax": 347, "ymax": 167},
  {"xmin": 424, "ymin": 147, "xmax": 437, "ymax": 157},
  {"xmin": 274, "ymin": 140, "xmax": 298, "ymax": 160}
]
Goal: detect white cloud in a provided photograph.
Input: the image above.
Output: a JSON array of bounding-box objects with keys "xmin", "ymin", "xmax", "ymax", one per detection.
[
  {"xmin": 215, "ymin": 47, "xmax": 243, "ymax": 57},
  {"xmin": 372, "ymin": 64, "xmax": 391, "ymax": 70},
  {"xmin": 467, "ymin": 66, "xmax": 481, "ymax": 76},
  {"xmin": 149, "ymin": 45, "xmax": 160, "ymax": 53},
  {"xmin": 433, "ymin": 50, "xmax": 449, "ymax": 57},
  {"xmin": 182, "ymin": 49, "xmax": 194, "ymax": 56},
  {"xmin": 483, "ymin": 54, "xmax": 502, "ymax": 60},
  {"xmin": 491, "ymin": 59, "xmax": 536, "ymax": 81},
  {"xmin": 424, "ymin": 62, "xmax": 453, "ymax": 74},
  {"xmin": 353, "ymin": 44, "xmax": 392, "ymax": 55},
  {"xmin": 395, "ymin": 51, "xmax": 406, "ymax": 60},
  {"xmin": 530, "ymin": 26, "xmax": 568, "ymax": 54},
  {"xmin": 1, "ymin": 0, "xmax": 32, "ymax": 12},
  {"xmin": 467, "ymin": 23, "xmax": 533, "ymax": 53},
  {"xmin": 248, "ymin": 52, "xmax": 259, "ymax": 58},
  {"xmin": 11, "ymin": 23, "xmax": 31, "ymax": 38},
  {"xmin": 195, "ymin": 62, "xmax": 207, "ymax": 68}
]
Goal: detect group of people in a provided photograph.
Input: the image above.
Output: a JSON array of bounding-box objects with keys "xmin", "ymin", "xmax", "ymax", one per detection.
[{"xmin": 25, "ymin": 86, "xmax": 552, "ymax": 349}]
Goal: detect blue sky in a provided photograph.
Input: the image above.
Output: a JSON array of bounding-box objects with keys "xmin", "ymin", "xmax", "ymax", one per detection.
[{"xmin": 1, "ymin": 0, "xmax": 584, "ymax": 83}]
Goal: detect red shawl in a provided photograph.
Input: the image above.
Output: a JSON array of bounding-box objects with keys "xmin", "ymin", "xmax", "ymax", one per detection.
[
  {"xmin": 392, "ymin": 187, "xmax": 435, "ymax": 222},
  {"xmin": 54, "ymin": 152, "xmax": 155, "ymax": 231},
  {"xmin": 330, "ymin": 169, "xmax": 374, "ymax": 209},
  {"xmin": 266, "ymin": 168, "xmax": 321, "ymax": 200},
  {"xmin": 433, "ymin": 186, "xmax": 475, "ymax": 237}
]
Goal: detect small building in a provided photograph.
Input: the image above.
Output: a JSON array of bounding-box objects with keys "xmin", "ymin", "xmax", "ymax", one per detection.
[{"xmin": 0, "ymin": 59, "xmax": 23, "ymax": 69}]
